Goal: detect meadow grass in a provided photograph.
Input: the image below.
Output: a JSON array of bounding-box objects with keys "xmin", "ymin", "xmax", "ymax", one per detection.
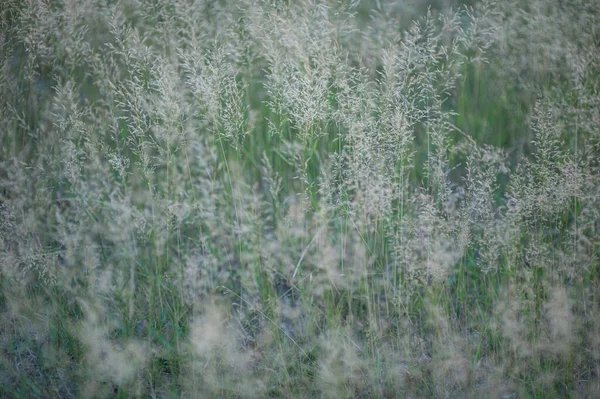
[{"xmin": 1, "ymin": 0, "xmax": 600, "ymax": 397}]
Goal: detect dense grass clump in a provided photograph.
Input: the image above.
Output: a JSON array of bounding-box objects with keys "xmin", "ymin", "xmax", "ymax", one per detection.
[{"xmin": 1, "ymin": 0, "xmax": 600, "ymax": 397}]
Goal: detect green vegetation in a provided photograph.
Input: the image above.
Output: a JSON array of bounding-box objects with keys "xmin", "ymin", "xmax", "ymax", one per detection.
[{"xmin": 1, "ymin": 0, "xmax": 599, "ymax": 397}]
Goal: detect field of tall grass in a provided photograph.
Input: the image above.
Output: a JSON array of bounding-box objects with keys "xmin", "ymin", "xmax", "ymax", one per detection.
[{"xmin": 1, "ymin": 0, "xmax": 600, "ymax": 397}]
